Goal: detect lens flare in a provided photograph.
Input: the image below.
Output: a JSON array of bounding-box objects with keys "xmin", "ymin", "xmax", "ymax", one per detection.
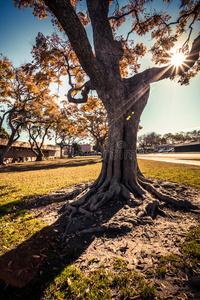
[{"xmin": 170, "ymin": 50, "xmax": 186, "ymax": 67}]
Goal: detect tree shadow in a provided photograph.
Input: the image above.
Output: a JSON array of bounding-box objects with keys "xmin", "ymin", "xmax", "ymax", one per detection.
[
  {"xmin": 0, "ymin": 197, "xmax": 126, "ymax": 299},
  {"xmin": 0, "ymin": 158, "xmax": 101, "ymax": 174},
  {"xmin": 0, "ymin": 200, "xmax": 24, "ymax": 217},
  {"xmin": 0, "ymin": 185, "xmax": 24, "ymax": 217},
  {"xmin": 0, "ymin": 187, "xmax": 19, "ymax": 198},
  {"xmin": 0, "ymin": 183, "xmax": 86, "ymax": 218}
]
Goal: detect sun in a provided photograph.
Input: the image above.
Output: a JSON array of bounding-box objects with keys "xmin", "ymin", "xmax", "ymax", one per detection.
[{"xmin": 169, "ymin": 50, "xmax": 186, "ymax": 67}]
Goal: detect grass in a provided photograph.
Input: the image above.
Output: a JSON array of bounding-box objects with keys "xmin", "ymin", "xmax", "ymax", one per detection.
[
  {"xmin": 138, "ymin": 159, "xmax": 200, "ymax": 188},
  {"xmin": 43, "ymin": 258, "xmax": 156, "ymax": 300},
  {"xmin": 0, "ymin": 212, "xmax": 45, "ymax": 255},
  {"xmin": 0, "ymin": 157, "xmax": 199, "ymax": 210},
  {"xmin": 0, "ymin": 156, "xmax": 102, "ymax": 207}
]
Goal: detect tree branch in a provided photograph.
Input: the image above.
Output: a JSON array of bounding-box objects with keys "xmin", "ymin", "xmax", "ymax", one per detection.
[
  {"xmin": 43, "ymin": 0, "xmax": 104, "ymax": 87},
  {"xmin": 13, "ymin": 127, "xmax": 20, "ymax": 143},
  {"xmin": 109, "ymin": 8, "xmax": 138, "ymax": 21},
  {"xmin": 86, "ymin": 0, "xmax": 123, "ymax": 73},
  {"xmin": 67, "ymin": 80, "xmax": 94, "ymax": 104},
  {"xmin": 133, "ymin": 35, "xmax": 200, "ymax": 85}
]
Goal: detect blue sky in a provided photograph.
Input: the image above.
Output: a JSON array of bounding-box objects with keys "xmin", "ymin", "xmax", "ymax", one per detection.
[{"xmin": 0, "ymin": 0, "xmax": 200, "ymax": 140}]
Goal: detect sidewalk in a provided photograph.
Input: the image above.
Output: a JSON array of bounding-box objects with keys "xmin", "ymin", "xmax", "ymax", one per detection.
[{"xmin": 137, "ymin": 153, "xmax": 200, "ymax": 166}]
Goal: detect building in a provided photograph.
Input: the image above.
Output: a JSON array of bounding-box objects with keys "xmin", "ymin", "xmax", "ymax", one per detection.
[
  {"xmin": 0, "ymin": 139, "xmax": 60, "ymax": 164},
  {"xmin": 62, "ymin": 143, "xmax": 95, "ymax": 156},
  {"xmin": 154, "ymin": 140, "xmax": 200, "ymax": 153},
  {"xmin": 174, "ymin": 140, "xmax": 200, "ymax": 152},
  {"xmin": 80, "ymin": 144, "xmax": 93, "ymax": 153}
]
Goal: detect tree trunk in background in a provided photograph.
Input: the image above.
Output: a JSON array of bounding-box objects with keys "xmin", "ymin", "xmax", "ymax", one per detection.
[
  {"xmin": 35, "ymin": 148, "xmax": 44, "ymax": 161},
  {"xmin": 0, "ymin": 130, "xmax": 19, "ymax": 165}
]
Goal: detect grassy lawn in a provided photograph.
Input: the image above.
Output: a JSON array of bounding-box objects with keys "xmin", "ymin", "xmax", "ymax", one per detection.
[
  {"xmin": 138, "ymin": 159, "xmax": 200, "ymax": 189},
  {"xmin": 0, "ymin": 156, "xmax": 102, "ymax": 206},
  {"xmin": 0, "ymin": 157, "xmax": 200, "ymax": 299}
]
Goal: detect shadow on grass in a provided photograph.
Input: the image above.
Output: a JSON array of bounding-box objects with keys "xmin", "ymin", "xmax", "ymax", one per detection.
[
  {"xmin": 0, "ymin": 200, "xmax": 25, "ymax": 217},
  {"xmin": 0, "ymin": 185, "xmax": 24, "ymax": 217},
  {"xmin": 0, "ymin": 182, "xmax": 85, "ymax": 218},
  {"xmin": 0, "ymin": 158, "xmax": 101, "ymax": 174},
  {"xmin": 0, "ymin": 226, "xmax": 88, "ymax": 300},
  {"xmin": 0, "ymin": 187, "xmax": 20, "ymax": 198},
  {"xmin": 0, "ymin": 196, "xmax": 126, "ymax": 300}
]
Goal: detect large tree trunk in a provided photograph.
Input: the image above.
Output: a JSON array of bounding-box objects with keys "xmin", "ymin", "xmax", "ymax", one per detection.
[{"xmin": 93, "ymin": 85, "xmax": 149, "ymax": 197}]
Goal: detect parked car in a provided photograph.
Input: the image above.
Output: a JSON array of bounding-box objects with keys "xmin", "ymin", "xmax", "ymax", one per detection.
[{"xmin": 167, "ymin": 147, "xmax": 174, "ymax": 152}]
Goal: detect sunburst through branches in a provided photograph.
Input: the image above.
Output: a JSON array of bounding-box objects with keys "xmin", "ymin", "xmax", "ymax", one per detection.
[{"xmin": 169, "ymin": 49, "xmax": 186, "ymax": 68}]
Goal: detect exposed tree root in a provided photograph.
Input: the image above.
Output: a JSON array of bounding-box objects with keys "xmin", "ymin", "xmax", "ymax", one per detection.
[
  {"xmin": 138, "ymin": 177, "xmax": 199, "ymax": 210},
  {"xmin": 60, "ymin": 175, "xmax": 199, "ymax": 238}
]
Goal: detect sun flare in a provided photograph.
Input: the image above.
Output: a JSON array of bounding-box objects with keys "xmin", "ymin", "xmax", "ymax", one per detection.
[{"xmin": 170, "ymin": 50, "xmax": 186, "ymax": 67}]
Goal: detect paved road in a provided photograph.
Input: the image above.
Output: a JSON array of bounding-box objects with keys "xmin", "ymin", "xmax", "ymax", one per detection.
[{"xmin": 137, "ymin": 153, "xmax": 200, "ymax": 166}]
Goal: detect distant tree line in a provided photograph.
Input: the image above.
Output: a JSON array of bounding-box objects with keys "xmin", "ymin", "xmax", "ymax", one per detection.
[{"xmin": 138, "ymin": 130, "xmax": 200, "ymax": 151}]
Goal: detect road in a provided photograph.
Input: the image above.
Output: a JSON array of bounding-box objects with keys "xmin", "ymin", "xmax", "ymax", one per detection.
[{"xmin": 137, "ymin": 152, "xmax": 200, "ymax": 166}]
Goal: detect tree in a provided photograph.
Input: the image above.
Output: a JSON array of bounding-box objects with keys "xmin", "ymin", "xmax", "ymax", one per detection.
[
  {"xmin": 72, "ymin": 142, "xmax": 82, "ymax": 156},
  {"xmin": 138, "ymin": 132, "xmax": 162, "ymax": 152},
  {"xmin": 28, "ymin": 124, "xmax": 50, "ymax": 161},
  {"xmin": 26, "ymin": 95, "xmax": 59, "ymax": 161},
  {"xmin": 0, "ymin": 54, "xmax": 59, "ymax": 164},
  {"xmin": 77, "ymin": 97, "xmax": 108, "ymax": 155},
  {"xmin": 14, "ymin": 1, "xmax": 200, "ymax": 230},
  {"xmin": 185, "ymin": 130, "xmax": 200, "ymax": 141},
  {"xmin": 54, "ymin": 106, "xmax": 84, "ymax": 158}
]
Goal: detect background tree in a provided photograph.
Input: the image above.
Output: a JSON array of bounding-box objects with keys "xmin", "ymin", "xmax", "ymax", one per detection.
[
  {"xmin": 138, "ymin": 132, "xmax": 162, "ymax": 152},
  {"xmin": 78, "ymin": 97, "xmax": 108, "ymax": 155},
  {"xmin": 14, "ymin": 0, "xmax": 200, "ymax": 229},
  {"xmin": 184, "ymin": 130, "xmax": 200, "ymax": 142},
  {"xmin": 26, "ymin": 94, "xmax": 59, "ymax": 161},
  {"xmin": 54, "ymin": 106, "xmax": 84, "ymax": 158},
  {"xmin": 138, "ymin": 130, "xmax": 200, "ymax": 151},
  {"xmin": 62, "ymin": 96, "xmax": 109, "ymax": 155},
  {"xmin": 72, "ymin": 142, "xmax": 82, "ymax": 156},
  {"xmin": 0, "ymin": 55, "xmax": 55, "ymax": 164}
]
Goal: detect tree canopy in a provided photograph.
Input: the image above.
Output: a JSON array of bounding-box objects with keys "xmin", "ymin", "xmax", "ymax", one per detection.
[{"xmin": 13, "ymin": 0, "xmax": 200, "ymax": 90}]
